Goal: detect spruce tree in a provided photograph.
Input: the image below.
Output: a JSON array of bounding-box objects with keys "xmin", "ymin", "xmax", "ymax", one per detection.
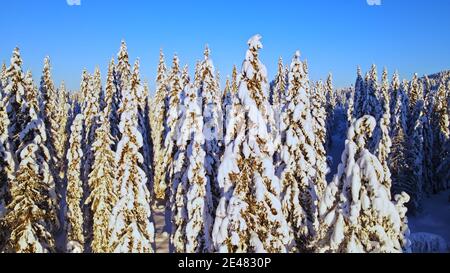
[
  {"xmin": 158, "ymin": 55, "xmax": 183, "ymax": 200},
  {"xmin": 104, "ymin": 58, "xmax": 121, "ymax": 145},
  {"xmin": 170, "ymin": 84, "xmax": 213, "ymax": 253},
  {"xmin": 376, "ymin": 68, "xmax": 393, "ymax": 194},
  {"xmin": 325, "ymin": 73, "xmax": 335, "ymax": 150},
  {"xmin": 212, "ymin": 35, "xmax": 290, "ymax": 253},
  {"xmin": 152, "ymin": 50, "xmax": 169, "ymax": 201},
  {"xmin": 318, "ymin": 116, "xmax": 411, "ymax": 253},
  {"xmin": 311, "ymin": 80, "xmax": 328, "ymax": 198},
  {"xmin": 109, "ymin": 76, "xmax": 155, "ymax": 253},
  {"xmin": 279, "ymin": 51, "xmax": 320, "ymax": 251},
  {"xmin": 85, "ymin": 110, "xmax": 117, "ymax": 253},
  {"xmin": 432, "ymin": 81, "xmax": 449, "ymax": 192},
  {"xmin": 4, "ymin": 81, "xmax": 58, "ymax": 253},
  {"xmin": 65, "ymin": 114, "xmax": 85, "ymax": 253},
  {"xmin": 198, "ymin": 46, "xmax": 223, "ymax": 208}
]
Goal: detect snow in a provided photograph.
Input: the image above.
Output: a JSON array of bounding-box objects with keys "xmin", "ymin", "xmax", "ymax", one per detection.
[{"xmin": 408, "ymin": 189, "xmax": 450, "ymax": 252}]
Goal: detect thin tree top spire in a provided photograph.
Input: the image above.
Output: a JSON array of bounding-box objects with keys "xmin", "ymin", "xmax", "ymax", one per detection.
[{"xmin": 204, "ymin": 45, "xmax": 210, "ymax": 59}]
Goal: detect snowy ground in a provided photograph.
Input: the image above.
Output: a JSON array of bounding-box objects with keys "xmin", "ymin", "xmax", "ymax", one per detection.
[
  {"xmin": 408, "ymin": 189, "xmax": 450, "ymax": 251},
  {"xmin": 153, "ymin": 200, "xmax": 170, "ymax": 253}
]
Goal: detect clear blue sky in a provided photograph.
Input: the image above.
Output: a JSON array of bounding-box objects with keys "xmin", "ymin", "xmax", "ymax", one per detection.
[{"xmin": 1, "ymin": 0, "xmax": 449, "ymax": 92}]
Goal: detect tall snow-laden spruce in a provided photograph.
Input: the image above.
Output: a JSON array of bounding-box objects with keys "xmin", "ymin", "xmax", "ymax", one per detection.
[
  {"xmin": 104, "ymin": 58, "xmax": 121, "ymax": 146},
  {"xmin": 325, "ymin": 73, "xmax": 335, "ymax": 150},
  {"xmin": 198, "ymin": 46, "xmax": 223, "ymax": 208},
  {"xmin": 0, "ymin": 91, "xmax": 15, "ymax": 248},
  {"xmin": 432, "ymin": 81, "xmax": 449, "ymax": 192},
  {"xmin": 3, "ymin": 73, "xmax": 58, "ymax": 253},
  {"xmin": 130, "ymin": 59, "xmax": 152, "ymax": 187},
  {"xmin": 318, "ymin": 116, "xmax": 411, "ymax": 253},
  {"xmin": 85, "ymin": 109, "xmax": 117, "ymax": 253},
  {"xmin": 39, "ymin": 57, "xmax": 59, "ymax": 165},
  {"xmin": 170, "ymin": 84, "xmax": 213, "ymax": 253},
  {"xmin": 55, "ymin": 82, "xmax": 70, "ymax": 181},
  {"xmin": 4, "ymin": 48, "xmax": 27, "ymax": 154},
  {"xmin": 279, "ymin": 51, "xmax": 321, "ymax": 252},
  {"xmin": 270, "ymin": 57, "xmax": 286, "ymax": 132},
  {"xmin": 65, "ymin": 114, "xmax": 85, "ymax": 253},
  {"xmin": 152, "ymin": 50, "xmax": 169, "ymax": 201},
  {"xmin": 376, "ymin": 68, "xmax": 393, "ymax": 194},
  {"xmin": 158, "ymin": 55, "xmax": 183, "ymax": 200},
  {"xmin": 108, "ymin": 70, "xmax": 155, "ymax": 253},
  {"xmin": 353, "ymin": 66, "xmax": 365, "ymax": 120},
  {"xmin": 212, "ymin": 35, "xmax": 290, "ymax": 253},
  {"xmin": 311, "ymin": 80, "xmax": 328, "ymax": 198}
]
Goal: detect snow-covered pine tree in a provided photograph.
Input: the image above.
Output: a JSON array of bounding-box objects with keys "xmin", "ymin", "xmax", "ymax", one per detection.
[
  {"xmin": 152, "ymin": 50, "xmax": 169, "ymax": 201},
  {"xmin": 65, "ymin": 114, "xmax": 85, "ymax": 253},
  {"xmin": 3, "ymin": 80, "xmax": 58, "ymax": 253},
  {"xmin": 0, "ymin": 91, "xmax": 15, "ymax": 240},
  {"xmin": 82, "ymin": 70, "xmax": 101, "ymax": 179},
  {"xmin": 182, "ymin": 64, "xmax": 190, "ymax": 88},
  {"xmin": 353, "ymin": 66, "xmax": 365, "ymax": 120},
  {"xmin": 317, "ymin": 116, "xmax": 411, "ymax": 253},
  {"xmin": 85, "ymin": 109, "xmax": 117, "ymax": 253},
  {"xmin": 391, "ymin": 80, "xmax": 421, "ymax": 211},
  {"xmin": 170, "ymin": 84, "xmax": 213, "ymax": 253},
  {"xmin": 39, "ymin": 57, "xmax": 59, "ymax": 166},
  {"xmin": 198, "ymin": 46, "xmax": 223, "ymax": 208},
  {"xmin": 270, "ymin": 57, "xmax": 286, "ymax": 131},
  {"xmin": 212, "ymin": 35, "xmax": 290, "ymax": 253},
  {"xmin": 55, "ymin": 82, "xmax": 70, "ymax": 181},
  {"xmin": 108, "ymin": 75, "xmax": 155, "ymax": 253},
  {"xmin": 432, "ymin": 81, "xmax": 450, "ymax": 192},
  {"xmin": 157, "ymin": 55, "xmax": 183, "ymax": 200},
  {"xmin": 325, "ymin": 73, "xmax": 335, "ymax": 150},
  {"xmin": 406, "ymin": 77, "xmax": 425, "ymax": 210},
  {"xmin": 279, "ymin": 51, "xmax": 320, "ymax": 252},
  {"xmin": 376, "ymin": 68, "xmax": 393, "ymax": 195},
  {"xmin": 116, "ymin": 41, "xmax": 131, "ymax": 95},
  {"xmin": 363, "ymin": 65, "xmax": 381, "ymax": 119},
  {"xmin": 0, "ymin": 62, "xmax": 7, "ymax": 96},
  {"xmin": 104, "ymin": 58, "xmax": 121, "ymax": 145},
  {"xmin": 346, "ymin": 85, "xmax": 355, "ymax": 127},
  {"xmin": 130, "ymin": 59, "xmax": 152, "ymax": 190},
  {"xmin": 4, "ymin": 48, "xmax": 27, "ymax": 154},
  {"xmin": 422, "ymin": 78, "xmax": 435, "ymax": 195},
  {"xmin": 389, "ymin": 72, "xmax": 401, "ymax": 134},
  {"xmin": 311, "ymin": 80, "xmax": 328, "ymax": 198}
]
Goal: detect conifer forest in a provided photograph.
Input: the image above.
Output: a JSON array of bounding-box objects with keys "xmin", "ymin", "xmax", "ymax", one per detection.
[{"xmin": 0, "ymin": 33, "xmax": 449, "ymax": 253}]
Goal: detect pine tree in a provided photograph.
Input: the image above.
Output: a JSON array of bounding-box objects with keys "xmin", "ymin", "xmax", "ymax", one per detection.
[
  {"xmin": 104, "ymin": 58, "xmax": 121, "ymax": 145},
  {"xmin": 198, "ymin": 46, "xmax": 223, "ymax": 208},
  {"xmin": 170, "ymin": 84, "xmax": 213, "ymax": 253},
  {"xmin": 109, "ymin": 79, "xmax": 155, "ymax": 253},
  {"xmin": 116, "ymin": 41, "xmax": 131, "ymax": 95},
  {"xmin": 212, "ymin": 35, "xmax": 290, "ymax": 253},
  {"xmin": 432, "ymin": 81, "xmax": 450, "ymax": 192},
  {"xmin": 353, "ymin": 66, "xmax": 364, "ymax": 119},
  {"xmin": 55, "ymin": 82, "xmax": 70, "ymax": 181},
  {"xmin": 325, "ymin": 73, "xmax": 335, "ymax": 150},
  {"xmin": 3, "ymin": 82, "xmax": 58, "ymax": 253},
  {"xmin": 0, "ymin": 62, "xmax": 7, "ymax": 96},
  {"xmin": 376, "ymin": 68, "xmax": 393, "ymax": 194},
  {"xmin": 422, "ymin": 79, "xmax": 435, "ymax": 195},
  {"xmin": 279, "ymin": 51, "xmax": 320, "ymax": 251},
  {"xmin": 130, "ymin": 59, "xmax": 153, "ymax": 191},
  {"xmin": 85, "ymin": 110, "xmax": 117, "ymax": 253},
  {"xmin": 182, "ymin": 64, "xmax": 190, "ymax": 88},
  {"xmin": 311, "ymin": 80, "xmax": 328, "ymax": 198},
  {"xmin": 270, "ymin": 57, "xmax": 286, "ymax": 131},
  {"xmin": 152, "ymin": 50, "xmax": 169, "ymax": 201},
  {"xmin": 0, "ymin": 91, "xmax": 15, "ymax": 248},
  {"xmin": 4, "ymin": 48, "xmax": 27, "ymax": 153},
  {"xmin": 39, "ymin": 57, "xmax": 59, "ymax": 166},
  {"xmin": 318, "ymin": 116, "xmax": 411, "ymax": 253},
  {"xmin": 65, "ymin": 114, "xmax": 85, "ymax": 253},
  {"xmin": 389, "ymin": 72, "xmax": 401, "ymax": 134},
  {"xmin": 158, "ymin": 55, "xmax": 183, "ymax": 200}
]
